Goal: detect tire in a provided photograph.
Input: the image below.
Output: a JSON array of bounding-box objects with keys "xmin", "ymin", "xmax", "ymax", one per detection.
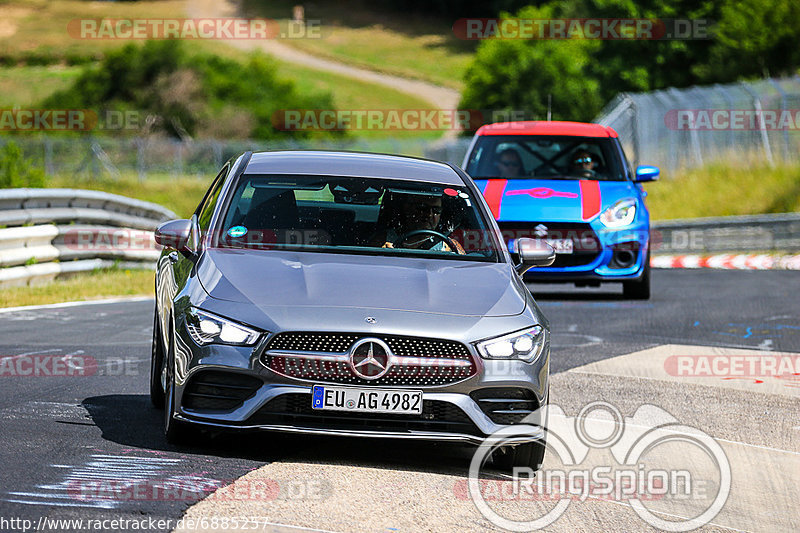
[
  {"xmin": 623, "ymin": 251, "xmax": 651, "ymax": 300},
  {"xmin": 492, "ymin": 441, "xmax": 546, "ymax": 473},
  {"xmin": 150, "ymin": 309, "xmax": 165, "ymax": 409},
  {"xmin": 163, "ymin": 321, "xmax": 194, "ymax": 445}
]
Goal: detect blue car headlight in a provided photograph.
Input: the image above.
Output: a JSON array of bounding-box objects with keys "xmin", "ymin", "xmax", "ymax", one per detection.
[
  {"xmin": 600, "ymin": 198, "xmax": 637, "ymax": 227},
  {"xmin": 477, "ymin": 326, "xmax": 546, "ymax": 363},
  {"xmin": 185, "ymin": 308, "xmax": 261, "ymax": 346}
]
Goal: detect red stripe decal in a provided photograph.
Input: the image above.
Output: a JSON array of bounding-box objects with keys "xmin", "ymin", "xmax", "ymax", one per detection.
[
  {"xmin": 483, "ymin": 179, "xmax": 507, "ymax": 219},
  {"xmin": 579, "ymin": 180, "xmax": 601, "ymax": 220}
]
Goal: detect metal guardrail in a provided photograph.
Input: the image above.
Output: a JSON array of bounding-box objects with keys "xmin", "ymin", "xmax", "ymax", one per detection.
[
  {"xmin": 652, "ymin": 213, "xmax": 800, "ymax": 254},
  {"xmin": 0, "ymin": 189, "xmax": 175, "ymax": 287}
]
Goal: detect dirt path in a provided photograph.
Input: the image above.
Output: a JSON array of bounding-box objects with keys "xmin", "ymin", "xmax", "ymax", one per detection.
[{"xmin": 185, "ymin": 0, "xmax": 461, "ymax": 111}]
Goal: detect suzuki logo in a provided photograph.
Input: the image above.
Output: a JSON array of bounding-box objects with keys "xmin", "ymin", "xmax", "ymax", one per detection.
[{"xmin": 534, "ymin": 224, "xmax": 549, "ymax": 238}]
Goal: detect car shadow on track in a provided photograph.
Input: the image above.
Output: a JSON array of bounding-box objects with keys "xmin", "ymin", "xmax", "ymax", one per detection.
[{"xmin": 82, "ymin": 394, "xmax": 477, "ymax": 476}]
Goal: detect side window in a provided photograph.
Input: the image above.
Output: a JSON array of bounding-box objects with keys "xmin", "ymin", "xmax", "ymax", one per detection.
[{"xmin": 197, "ymin": 165, "xmax": 229, "ymax": 232}]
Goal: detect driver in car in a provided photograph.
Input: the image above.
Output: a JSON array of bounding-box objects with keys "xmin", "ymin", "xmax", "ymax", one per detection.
[
  {"xmin": 370, "ymin": 192, "xmax": 465, "ymax": 254},
  {"xmin": 569, "ymin": 149, "xmax": 598, "ymax": 177}
]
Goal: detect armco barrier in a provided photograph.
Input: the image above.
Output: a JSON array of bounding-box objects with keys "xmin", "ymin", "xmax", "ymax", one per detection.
[
  {"xmin": 0, "ymin": 189, "xmax": 176, "ymax": 287},
  {"xmin": 652, "ymin": 213, "xmax": 800, "ymax": 254}
]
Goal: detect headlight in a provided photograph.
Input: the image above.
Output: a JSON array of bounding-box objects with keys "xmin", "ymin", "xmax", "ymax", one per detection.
[
  {"xmin": 185, "ymin": 308, "xmax": 261, "ymax": 346},
  {"xmin": 477, "ymin": 326, "xmax": 546, "ymax": 363},
  {"xmin": 600, "ymin": 198, "xmax": 637, "ymax": 227}
]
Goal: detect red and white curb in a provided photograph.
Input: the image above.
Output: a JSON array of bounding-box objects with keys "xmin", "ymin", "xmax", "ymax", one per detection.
[{"xmin": 651, "ymin": 254, "xmax": 800, "ymax": 270}]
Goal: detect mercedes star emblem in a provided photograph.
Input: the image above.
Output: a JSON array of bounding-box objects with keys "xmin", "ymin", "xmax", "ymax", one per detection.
[{"xmin": 349, "ymin": 338, "xmax": 392, "ymax": 380}]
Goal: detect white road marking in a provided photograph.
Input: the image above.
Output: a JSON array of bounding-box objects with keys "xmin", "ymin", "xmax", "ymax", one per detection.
[
  {"xmin": 0, "ymin": 296, "xmax": 153, "ymax": 315},
  {"xmin": 758, "ymin": 339, "xmax": 774, "ymax": 350},
  {"xmin": 2, "ymin": 455, "xmax": 206, "ymax": 510}
]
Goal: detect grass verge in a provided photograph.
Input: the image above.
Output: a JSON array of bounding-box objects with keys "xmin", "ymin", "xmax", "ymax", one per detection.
[
  {"xmin": 644, "ymin": 163, "xmax": 800, "ymax": 220},
  {"xmin": 0, "ymin": 65, "xmax": 83, "ymax": 106},
  {"xmin": 0, "ymin": 268, "xmax": 153, "ymax": 309},
  {"xmin": 0, "ymin": 0, "xmax": 186, "ymax": 61},
  {"xmin": 240, "ymin": 0, "xmax": 474, "ymax": 90},
  {"xmin": 47, "ymin": 173, "xmax": 209, "ymax": 218},
  {"xmin": 1, "ymin": 1, "xmax": 443, "ymax": 139}
]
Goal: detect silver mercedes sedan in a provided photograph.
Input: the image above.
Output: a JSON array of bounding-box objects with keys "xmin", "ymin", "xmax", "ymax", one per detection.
[{"xmin": 151, "ymin": 150, "xmax": 554, "ymax": 470}]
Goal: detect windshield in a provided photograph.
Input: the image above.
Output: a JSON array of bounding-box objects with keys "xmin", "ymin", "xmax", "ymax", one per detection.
[
  {"xmin": 212, "ymin": 174, "xmax": 501, "ymax": 262},
  {"xmin": 465, "ymin": 135, "xmax": 627, "ymax": 181}
]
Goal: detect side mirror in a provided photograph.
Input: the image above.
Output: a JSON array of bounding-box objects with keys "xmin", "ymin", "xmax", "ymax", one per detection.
[
  {"xmin": 154, "ymin": 219, "xmax": 193, "ymax": 254},
  {"xmin": 634, "ymin": 165, "xmax": 660, "ymax": 182},
  {"xmin": 512, "ymin": 237, "xmax": 555, "ymax": 275}
]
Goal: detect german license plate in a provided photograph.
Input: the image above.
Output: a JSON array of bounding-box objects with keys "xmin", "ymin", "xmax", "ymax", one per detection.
[
  {"xmin": 538, "ymin": 238, "xmax": 573, "ymax": 254},
  {"xmin": 311, "ymin": 385, "xmax": 423, "ymax": 414}
]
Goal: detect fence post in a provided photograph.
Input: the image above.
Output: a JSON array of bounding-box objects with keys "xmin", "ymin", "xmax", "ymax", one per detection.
[
  {"xmin": 651, "ymin": 92, "xmax": 673, "ymax": 174},
  {"xmin": 44, "ymin": 137, "xmax": 54, "ymax": 177},
  {"xmin": 767, "ymin": 78, "xmax": 790, "ymax": 163},
  {"xmin": 740, "ymin": 82, "xmax": 775, "ymax": 167},
  {"xmin": 136, "ymin": 137, "xmax": 146, "ymax": 182}
]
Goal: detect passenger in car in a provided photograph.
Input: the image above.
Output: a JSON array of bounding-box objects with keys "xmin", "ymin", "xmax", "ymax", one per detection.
[{"xmin": 495, "ymin": 148, "xmax": 525, "ymax": 177}]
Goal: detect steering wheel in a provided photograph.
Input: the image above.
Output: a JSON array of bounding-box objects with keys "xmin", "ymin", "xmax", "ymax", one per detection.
[
  {"xmin": 572, "ymin": 168, "xmax": 597, "ymax": 178},
  {"xmin": 393, "ymin": 229, "xmax": 461, "ymax": 253}
]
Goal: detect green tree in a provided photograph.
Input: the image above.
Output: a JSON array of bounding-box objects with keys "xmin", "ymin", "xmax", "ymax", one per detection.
[
  {"xmin": 460, "ymin": 5, "xmax": 602, "ymax": 124},
  {"xmin": 707, "ymin": 0, "xmax": 800, "ymax": 80}
]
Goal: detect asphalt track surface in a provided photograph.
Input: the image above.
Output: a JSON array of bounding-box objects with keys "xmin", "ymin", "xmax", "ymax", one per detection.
[{"xmin": 0, "ymin": 269, "xmax": 798, "ymax": 532}]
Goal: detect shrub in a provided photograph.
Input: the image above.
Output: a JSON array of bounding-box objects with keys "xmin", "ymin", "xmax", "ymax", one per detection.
[
  {"xmin": 0, "ymin": 141, "xmax": 46, "ymax": 188},
  {"xmin": 42, "ymin": 40, "xmax": 338, "ymax": 140}
]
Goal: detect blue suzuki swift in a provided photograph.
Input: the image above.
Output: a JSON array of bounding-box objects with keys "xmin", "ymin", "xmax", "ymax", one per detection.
[{"xmin": 463, "ymin": 121, "xmax": 659, "ymax": 299}]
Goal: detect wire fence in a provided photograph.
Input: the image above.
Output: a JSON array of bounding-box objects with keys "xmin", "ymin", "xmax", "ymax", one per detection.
[
  {"xmin": 595, "ymin": 76, "xmax": 800, "ymax": 173},
  {"xmin": 2, "ymin": 135, "xmax": 473, "ymax": 182},
  {"xmin": 8, "ymin": 76, "xmax": 799, "ymax": 182}
]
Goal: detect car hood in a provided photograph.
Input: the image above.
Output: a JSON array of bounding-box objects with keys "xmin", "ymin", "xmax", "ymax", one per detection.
[
  {"xmin": 474, "ymin": 178, "xmax": 637, "ymax": 222},
  {"xmin": 197, "ymin": 249, "xmax": 526, "ymax": 318}
]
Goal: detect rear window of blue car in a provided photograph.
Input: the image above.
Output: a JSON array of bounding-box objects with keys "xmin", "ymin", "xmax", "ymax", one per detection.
[
  {"xmin": 466, "ymin": 135, "xmax": 627, "ymax": 181},
  {"xmin": 212, "ymin": 175, "xmax": 502, "ymax": 262}
]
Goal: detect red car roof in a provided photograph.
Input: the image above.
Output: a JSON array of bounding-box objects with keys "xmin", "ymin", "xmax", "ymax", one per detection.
[{"xmin": 475, "ymin": 120, "xmax": 618, "ymax": 138}]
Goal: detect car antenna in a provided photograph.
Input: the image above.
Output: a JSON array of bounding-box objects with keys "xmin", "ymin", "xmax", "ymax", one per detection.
[{"xmin": 547, "ymin": 94, "xmax": 552, "ymax": 121}]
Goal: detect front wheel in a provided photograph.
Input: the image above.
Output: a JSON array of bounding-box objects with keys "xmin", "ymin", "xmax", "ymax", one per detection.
[
  {"xmin": 491, "ymin": 441, "xmax": 546, "ymax": 472},
  {"xmin": 623, "ymin": 252, "xmax": 651, "ymax": 300},
  {"xmin": 150, "ymin": 309, "xmax": 165, "ymax": 408},
  {"xmin": 163, "ymin": 321, "xmax": 194, "ymax": 445}
]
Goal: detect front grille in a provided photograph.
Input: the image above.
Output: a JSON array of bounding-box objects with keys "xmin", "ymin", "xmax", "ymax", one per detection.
[
  {"xmin": 471, "ymin": 388, "xmax": 539, "ymax": 425},
  {"xmin": 499, "ymin": 222, "xmax": 601, "ymax": 268},
  {"xmin": 246, "ymin": 393, "xmax": 483, "ymax": 436},
  {"xmin": 262, "ymin": 332, "xmax": 477, "ymax": 387},
  {"xmin": 182, "ymin": 370, "xmax": 263, "ymax": 411}
]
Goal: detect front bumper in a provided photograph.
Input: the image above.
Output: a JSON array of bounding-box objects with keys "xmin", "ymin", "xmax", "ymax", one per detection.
[
  {"xmin": 510, "ymin": 220, "xmax": 650, "ymax": 282},
  {"xmin": 170, "ymin": 326, "xmax": 549, "ymax": 445}
]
